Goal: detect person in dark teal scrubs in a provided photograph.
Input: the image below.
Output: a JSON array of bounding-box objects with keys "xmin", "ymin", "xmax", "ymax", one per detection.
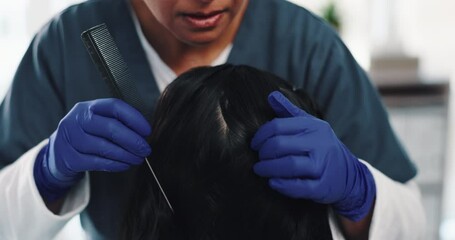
[{"xmin": 0, "ymin": 0, "xmax": 418, "ymax": 239}]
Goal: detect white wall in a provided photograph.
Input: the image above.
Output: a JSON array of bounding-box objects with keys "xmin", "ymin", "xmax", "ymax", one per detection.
[
  {"xmin": 289, "ymin": 0, "xmax": 455, "ymax": 81},
  {"xmin": 441, "ymin": 73, "xmax": 455, "ymax": 240},
  {"xmin": 0, "ymin": 0, "xmax": 84, "ymax": 100},
  {"xmin": 0, "ymin": 1, "xmax": 29, "ymax": 99},
  {"xmin": 396, "ymin": 0, "xmax": 455, "ymax": 80}
]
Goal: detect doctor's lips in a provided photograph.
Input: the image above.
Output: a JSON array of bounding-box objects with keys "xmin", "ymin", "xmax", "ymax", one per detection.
[{"xmin": 180, "ymin": 10, "xmax": 227, "ymax": 29}]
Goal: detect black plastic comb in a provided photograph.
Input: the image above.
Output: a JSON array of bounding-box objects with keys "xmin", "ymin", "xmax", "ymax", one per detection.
[
  {"xmin": 81, "ymin": 23, "xmax": 174, "ymax": 213},
  {"xmin": 80, "ymin": 23, "xmax": 149, "ymax": 116}
]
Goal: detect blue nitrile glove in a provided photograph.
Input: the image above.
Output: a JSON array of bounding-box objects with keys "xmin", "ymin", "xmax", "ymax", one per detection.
[
  {"xmin": 251, "ymin": 91, "xmax": 376, "ymax": 221},
  {"xmin": 34, "ymin": 99, "xmax": 152, "ymax": 202}
]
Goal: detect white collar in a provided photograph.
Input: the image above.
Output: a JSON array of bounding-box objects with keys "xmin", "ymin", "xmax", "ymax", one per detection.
[{"xmin": 129, "ymin": 5, "xmax": 233, "ymax": 92}]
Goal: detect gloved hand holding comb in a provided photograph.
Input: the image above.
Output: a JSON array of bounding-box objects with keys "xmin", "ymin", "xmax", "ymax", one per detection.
[{"xmin": 33, "ymin": 98, "xmax": 151, "ymax": 202}]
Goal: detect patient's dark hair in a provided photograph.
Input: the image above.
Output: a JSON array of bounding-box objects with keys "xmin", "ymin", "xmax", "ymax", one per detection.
[{"xmin": 121, "ymin": 64, "xmax": 332, "ymax": 240}]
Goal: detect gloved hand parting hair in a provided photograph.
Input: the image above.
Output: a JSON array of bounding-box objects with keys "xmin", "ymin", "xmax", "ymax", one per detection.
[
  {"xmin": 251, "ymin": 91, "xmax": 376, "ymax": 222},
  {"xmin": 34, "ymin": 98, "xmax": 152, "ymax": 202}
]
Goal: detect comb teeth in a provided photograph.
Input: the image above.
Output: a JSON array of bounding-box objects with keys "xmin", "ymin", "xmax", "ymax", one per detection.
[{"xmin": 81, "ymin": 23, "xmax": 148, "ymax": 116}]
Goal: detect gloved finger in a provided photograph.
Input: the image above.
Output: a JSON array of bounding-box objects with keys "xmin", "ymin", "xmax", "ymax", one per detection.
[
  {"xmin": 268, "ymin": 91, "xmax": 312, "ymax": 118},
  {"xmin": 269, "ymin": 178, "xmax": 323, "ymax": 200},
  {"xmin": 80, "ymin": 114, "xmax": 151, "ymax": 157},
  {"xmin": 69, "ymin": 152, "xmax": 132, "ymax": 172},
  {"xmin": 258, "ymin": 135, "xmax": 310, "ymax": 160},
  {"xmin": 89, "ymin": 98, "xmax": 151, "ymax": 137},
  {"xmin": 70, "ymin": 132, "xmax": 145, "ymax": 165},
  {"xmin": 253, "ymin": 155, "xmax": 322, "ymax": 178},
  {"xmin": 251, "ymin": 117, "xmax": 315, "ymax": 150}
]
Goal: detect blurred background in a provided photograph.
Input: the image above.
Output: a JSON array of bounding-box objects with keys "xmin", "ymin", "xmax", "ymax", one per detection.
[{"xmin": 0, "ymin": 0, "xmax": 454, "ymax": 239}]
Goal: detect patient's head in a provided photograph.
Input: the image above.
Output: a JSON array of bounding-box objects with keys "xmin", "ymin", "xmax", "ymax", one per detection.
[{"xmin": 122, "ymin": 64, "xmax": 332, "ymax": 240}]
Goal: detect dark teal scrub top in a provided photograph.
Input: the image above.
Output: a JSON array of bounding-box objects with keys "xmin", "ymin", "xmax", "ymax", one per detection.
[{"xmin": 0, "ymin": 0, "xmax": 416, "ymax": 238}]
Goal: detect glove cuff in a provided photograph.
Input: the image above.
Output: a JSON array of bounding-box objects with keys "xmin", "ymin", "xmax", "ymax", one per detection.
[
  {"xmin": 334, "ymin": 161, "xmax": 377, "ymax": 222},
  {"xmin": 33, "ymin": 144, "xmax": 82, "ymax": 203}
]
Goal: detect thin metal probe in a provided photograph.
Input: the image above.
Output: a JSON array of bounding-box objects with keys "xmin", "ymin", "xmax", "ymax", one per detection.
[{"xmin": 144, "ymin": 157, "xmax": 174, "ymax": 213}]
